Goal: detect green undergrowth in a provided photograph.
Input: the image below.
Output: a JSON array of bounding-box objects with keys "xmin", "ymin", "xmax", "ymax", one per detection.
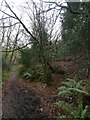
[
  {"xmin": 2, "ymin": 70, "xmax": 10, "ymax": 83},
  {"xmin": 19, "ymin": 64, "xmax": 44, "ymax": 82},
  {"xmin": 56, "ymin": 78, "xmax": 90, "ymax": 118}
]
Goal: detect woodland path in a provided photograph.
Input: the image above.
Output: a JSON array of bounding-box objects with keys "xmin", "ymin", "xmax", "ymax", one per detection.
[
  {"xmin": 2, "ymin": 67, "xmax": 46, "ymax": 119},
  {"xmin": 2, "ymin": 61, "xmax": 75, "ymax": 119}
]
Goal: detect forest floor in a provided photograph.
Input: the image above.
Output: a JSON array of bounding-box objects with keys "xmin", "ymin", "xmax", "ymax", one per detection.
[{"xmin": 2, "ymin": 60, "xmax": 82, "ymax": 119}]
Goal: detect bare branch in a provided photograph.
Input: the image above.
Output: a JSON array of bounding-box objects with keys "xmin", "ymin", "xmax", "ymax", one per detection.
[
  {"xmin": 0, "ymin": 16, "xmax": 11, "ymax": 20},
  {"xmin": 42, "ymin": 1, "xmax": 80, "ymax": 14},
  {"xmin": 1, "ymin": 41, "xmax": 32, "ymax": 52},
  {"xmin": 4, "ymin": 1, "xmax": 39, "ymax": 44},
  {"xmin": 0, "ymin": 9, "xmax": 16, "ymax": 19},
  {"xmin": 0, "ymin": 22, "xmax": 19, "ymax": 28}
]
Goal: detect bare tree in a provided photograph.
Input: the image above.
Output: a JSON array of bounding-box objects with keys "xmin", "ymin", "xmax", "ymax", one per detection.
[{"xmin": 0, "ymin": 0, "xmax": 66, "ymax": 85}]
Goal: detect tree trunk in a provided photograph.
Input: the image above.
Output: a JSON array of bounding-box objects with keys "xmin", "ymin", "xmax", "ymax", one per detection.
[
  {"xmin": 39, "ymin": 44, "xmax": 53, "ymax": 86},
  {"xmin": 83, "ymin": 4, "xmax": 90, "ymax": 112}
]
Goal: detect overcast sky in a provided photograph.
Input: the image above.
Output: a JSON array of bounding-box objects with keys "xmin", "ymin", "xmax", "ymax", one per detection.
[
  {"xmin": 0, "ymin": 0, "xmax": 65, "ymax": 27},
  {"xmin": 0, "ymin": 0, "xmax": 65, "ymax": 45},
  {"xmin": 0, "ymin": 0, "xmax": 88, "ymax": 47},
  {"xmin": 1, "ymin": 0, "xmax": 87, "ymax": 45},
  {"xmin": 0, "ymin": 0, "xmax": 67, "ymax": 42}
]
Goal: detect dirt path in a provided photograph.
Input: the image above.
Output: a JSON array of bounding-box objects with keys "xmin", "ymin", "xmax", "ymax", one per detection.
[
  {"xmin": 2, "ymin": 61, "xmax": 74, "ymax": 119},
  {"xmin": 2, "ymin": 68, "xmax": 46, "ymax": 119}
]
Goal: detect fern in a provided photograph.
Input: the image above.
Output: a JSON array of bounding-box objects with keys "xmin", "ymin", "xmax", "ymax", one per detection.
[
  {"xmin": 68, "ymin": 88, "xmax": 89, "ymax": 95},
  {"xmin": 57, "ymin": 115, "xmax": 67, "ymax": 119},
  {"xmin": 58, "ymin": 86, "xmax": 69, "ymax": 95},
  {"xmin": 77, "ymin": 96, "xmax": 83, "ymax": 117},
  {"xmin": 58, "ymin": 89, "xmax": 72, "ymax": 96},
  {"xmin": 76, "ymin": 80, "xmax": 87, "ymax": 92},
  {"xmin": 57, "ymin": 78, "xmax": 89, "ymax": 118},
  {"xmin": 57, "ymin": 115, "xmax": 67, "ymax": 120},
  {"xmin": 81, "ymin": 106, "xmax": 89, "ymax": 118},
  {"xmin": 56, "ymin": 101, "xmax": 78, "ymax": 117},
  {"xmin": 58, "ymin": 78, "xmax": 89, "ymax": 96},
  {"xmin": 23, "ymin": 72, "xmax": 32, "ymax": 79},
  {"xmin": 63, "ymin": 78, "xmax": 77, "ymax": 87},
  {"xmin": 56, "ymin": 101, "xmax": 74, "ymax": 113},
  {"xmin": 58, "ymin": 86, "xmax": 66, "ymax": 91}
]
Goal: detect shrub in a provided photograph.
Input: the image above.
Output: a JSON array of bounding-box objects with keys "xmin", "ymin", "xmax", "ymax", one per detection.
[
  {"xmin": 23, "ymin": 72, "xmax": 32, "ymax": 80},
  {"xmin": 2, "ymin": 56, "xmax": 11, "ymax": 70},
  {"xmin": 19, "ymin": 64, "xmax": 44, "ymax": 82},
  {"xmin": 2, "ymin": 55, "xmax": 11, "ymax": 82},
  {"xmin": 19, "ymin": 47, "xmax": 39, "ymax": 69}
]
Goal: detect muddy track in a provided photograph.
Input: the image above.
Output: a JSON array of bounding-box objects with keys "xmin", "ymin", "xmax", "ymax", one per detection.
[{"xmin": 2, "ymin": 68, "xmax": 46, "ymax": 119}]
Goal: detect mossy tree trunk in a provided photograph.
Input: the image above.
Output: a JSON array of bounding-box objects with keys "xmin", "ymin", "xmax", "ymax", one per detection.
[{"xmin": 39, "ymin": 44, "xmax": 53, "ymax": 86}]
